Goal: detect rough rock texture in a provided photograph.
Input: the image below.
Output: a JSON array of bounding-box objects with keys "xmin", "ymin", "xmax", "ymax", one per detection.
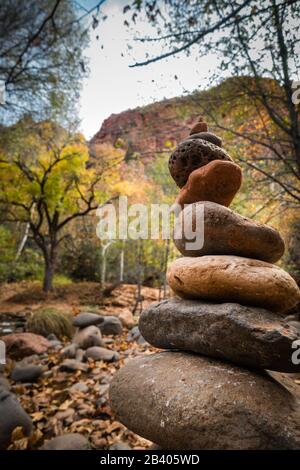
[
  {"xmin": 174, "ymin": 201, "xmax": 285, "ymax": 263},
  {"xmin": 0, "ymin": 388, "xmax": 33, "ymax": 449},
  {"xmin": 41, "ymin": 433, "xmax": 90, "ymax": 450},
  {"xmin": 109, "ymin": 352, "xmax": 300, "ymax": 450},
  {"xmin": 140, "ymin": 298, "xmax": 300, "ymax": 372},
  {"xmin": 11, "ymin": 364, "xmax": 44, "ymax": 383},
  {"xmin": 1, "ymin": 333, "xmax": 51, "ymax": 359},
  {"xmin": 99, "ymin": 316, "xmax": 123, "ymax": 336},
  {"xmin": 73, "ymin": 313, "xmax": 104, "ymax": 328},
  {"xmin": 185, "ymin": 132, "xmax": 222, "ymax": 147},
  {"xmin": 169, "ymin": 139, "xmax": 233, "ymax": 187},
  {"xmin": 167, "ymin": 256, "xmax": 300, "ymax": 313},
  {"xmin": 176, "ymin": 162, "xmax": 242, "ymax": 208},
  {"xmin": 72, "ymin": 325, "xmax": 103, "ymax": 349},
  {"xmin": 90, "ymin": 104, "xmax": 195, "ymax": 161},
  {"xmin": 90, "ymin": 79, "xmax": 254, "ymax": 161}
]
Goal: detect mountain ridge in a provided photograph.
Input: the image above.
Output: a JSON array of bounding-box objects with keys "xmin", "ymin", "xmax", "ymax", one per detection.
[{"xmin": 89, "ymin": 79, "xmax": 236, "ymax": 160}]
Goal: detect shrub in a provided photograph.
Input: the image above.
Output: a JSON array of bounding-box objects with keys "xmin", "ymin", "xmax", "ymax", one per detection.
[
  {"xmin": 53, "ymin": 274, "xmax": 73, "ymax": 286},
  {"xmin": 26, "ymin": 308, "xmax": 74, "ymax": 340},
  {"xmin": 10, "ymin": 248, "xmax": 44, "ymax": 282}
]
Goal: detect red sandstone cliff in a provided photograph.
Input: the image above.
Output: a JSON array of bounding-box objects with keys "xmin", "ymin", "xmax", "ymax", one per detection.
[{"xmin": 90, "ymin": 96, "xmax": 200, "ymax": 161}]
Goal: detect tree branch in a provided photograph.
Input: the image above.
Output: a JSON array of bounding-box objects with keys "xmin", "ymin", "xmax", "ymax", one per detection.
[
  {"xmin": 129, "ymin": 0, "xmax": 253, "ymax": 67},
  {"xmin": 6, "ymin": 0, "xmax": 63, "ymax": 85}
]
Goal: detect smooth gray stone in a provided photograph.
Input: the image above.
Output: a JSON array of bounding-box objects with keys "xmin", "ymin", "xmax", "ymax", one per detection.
[
  {"xmin": 126, "ymin": 326, "xmax": 147, "ymax": 344},
  {"xmin": 59, "ymin": 359, "xmax": 88, "ymax": 372},
  {"xmin": 60, "ymin": 343, "xmax": 78, "ymax": 359},
  {"xmin": 85, "ymin": 346, "xmax": 119, "ymax": 362},
  {"xmin": 0, "ymin": 388, "xmax": 33, "ymax": 449},
  {"xmin": 99, "ymin": 316, "xmax": 122, "ymax": 336},
  {"xmin": 139, "ymin": 298, "xmax": 300, "ymax": 372},
  {"xmin": 73, "ymin": 313, "xmax": 104, "ymax": 328},
  {"xmin": 11, "ymin": 364, "xmax": 44, "ymax": 383}
]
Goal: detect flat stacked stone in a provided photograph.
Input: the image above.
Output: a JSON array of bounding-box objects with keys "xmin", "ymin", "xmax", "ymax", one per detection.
[
  {"xmin": 174, "ymin": 201, "xmax": 285, "ymax": 262},
  {"xmin": 167, "ymin": 256, "xmax": 299, "ymax": 313},
  {"xmin": 110, "ymin": 118, "xmax": 300, "ymax": 449},
  {"xmin": 139, "ymin": 298, "xmax": 300, "ymax": 372}
]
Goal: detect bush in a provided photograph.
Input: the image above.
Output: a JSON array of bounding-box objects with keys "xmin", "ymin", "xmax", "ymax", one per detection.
[
  {"xmin": 10, "ymin": 248, "xmax": 44, "ymax": 282},
  {"xmin": 53, "ymin": 273, "xmax": 73, "ymax": 286},
  {"xmin": 26, "ymin": 308, "xmax": 74, "ymax": 340},
  {"xmin": 59, "ymin": 240, "xmax": 101, "ymax": 282}
]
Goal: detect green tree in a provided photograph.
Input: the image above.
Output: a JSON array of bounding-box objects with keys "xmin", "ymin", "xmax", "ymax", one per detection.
[
  {"xmin": 0, "ymin": 119, "xmax": 121, "ymax": 292},
  {"xmin": 0, "ymin": 0, "xmax": 89, "ymax": 123}
]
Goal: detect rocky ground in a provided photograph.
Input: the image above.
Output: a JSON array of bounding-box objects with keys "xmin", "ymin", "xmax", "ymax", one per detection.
[
  {"xmin": 1, "ymin": 281, "xmax": 300, "ymax": 450},
  {"xmin": 2, "ymin": 331, "xmax": 156, "ymax": 450},
  {"xmin": 0, "ymin": 282, "xmax": 160, "ymax": 450}
]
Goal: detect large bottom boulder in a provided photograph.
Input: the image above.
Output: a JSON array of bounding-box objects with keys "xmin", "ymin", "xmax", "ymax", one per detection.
[{"xmin": 109, "ymin": 352, "xmax": 300, "ymax": 450}]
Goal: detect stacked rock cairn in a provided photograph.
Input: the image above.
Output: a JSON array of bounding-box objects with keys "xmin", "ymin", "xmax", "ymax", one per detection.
[{"xmin": 110, "ymin": 117, "xmax": 300, "ymax": 450}]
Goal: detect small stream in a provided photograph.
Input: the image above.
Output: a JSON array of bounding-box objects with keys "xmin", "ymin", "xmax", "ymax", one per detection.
[{"xmin": 0, "ymin": 314, "xmax": 26, "ymax": 335}]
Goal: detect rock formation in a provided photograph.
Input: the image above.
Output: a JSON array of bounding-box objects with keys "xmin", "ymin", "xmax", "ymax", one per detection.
[{"xmin": 110, "ymin": 118, "xmax": 300, "ymax": 449}]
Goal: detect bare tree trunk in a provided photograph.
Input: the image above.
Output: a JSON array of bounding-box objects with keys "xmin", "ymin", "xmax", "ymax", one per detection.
[
  {"xmin": 43, "ymin": 258, "xmax": 55, "ymax": 292},
  {"xmin": 101, "ymin": 241, "xmax": 113, "ymax": 286},
  {"xmin": 42, "ymin": 239, "xmax": 57, "ymax": 293},
  {"xmin": 15, "ymin": 222, "xmax": 30, "ymax": 260}
]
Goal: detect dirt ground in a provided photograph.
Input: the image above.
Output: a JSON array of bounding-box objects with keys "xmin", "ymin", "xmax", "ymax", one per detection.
[{"xmin": 0, "ymin": 281, "xmax": 161, "ymax": 318}]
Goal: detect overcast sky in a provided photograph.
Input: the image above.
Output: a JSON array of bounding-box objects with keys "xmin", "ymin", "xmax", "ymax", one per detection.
[{"xmin": 79, "ymin": 0, "xmax": 219, "ymax": 139}]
